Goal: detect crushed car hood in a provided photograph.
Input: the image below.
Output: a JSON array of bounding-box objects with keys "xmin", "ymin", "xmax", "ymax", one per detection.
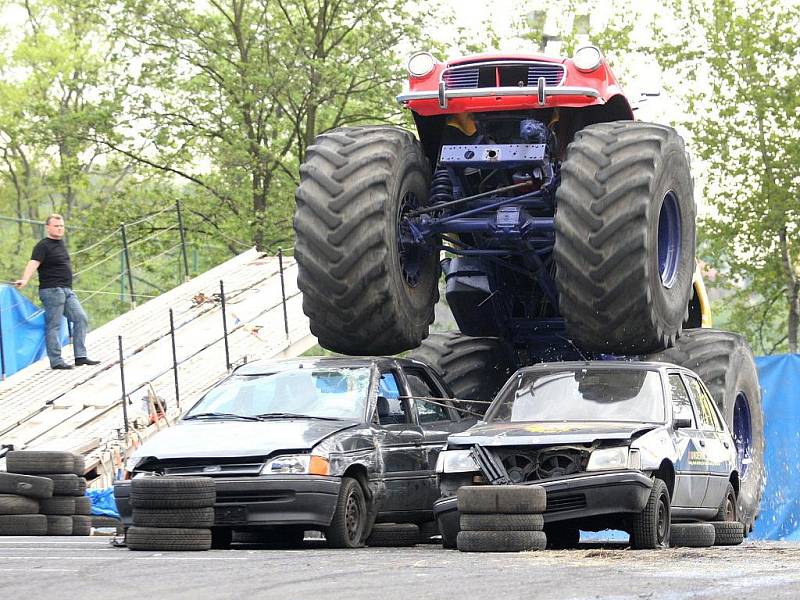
[
  {"xmin": 448, "ymin": 421, "xmax": 660, "ymax": 447},
  {"xmin": 131, "ymin": 419, "xmax": 360, "ymax": 460}
]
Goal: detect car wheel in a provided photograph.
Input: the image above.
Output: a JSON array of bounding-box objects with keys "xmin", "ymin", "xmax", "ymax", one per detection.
[
  {"xmin": 713, "ymin": 482, "xmax": 737, "ymax": 522},
  {"xmin": 630, "ymin": 477, "xmax": 670, "ymax": 549},
  {"xmin": 326, "ymin": 477, "xmax": 368, "ymax": 548}
]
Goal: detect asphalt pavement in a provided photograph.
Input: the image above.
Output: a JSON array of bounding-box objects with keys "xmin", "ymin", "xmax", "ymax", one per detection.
[{"xmin": 1, "ymin": 536, "xmax": 799, "ymax": 600}]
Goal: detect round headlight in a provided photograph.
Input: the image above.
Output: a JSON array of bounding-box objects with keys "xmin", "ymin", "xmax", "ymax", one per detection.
[
  {"xmin": 407, "ymin": 52, "xmax": 436, "ymax": 78},
  {"xmin": 573, "ymin": 46, "xmax": 602, "ymax": 72}
]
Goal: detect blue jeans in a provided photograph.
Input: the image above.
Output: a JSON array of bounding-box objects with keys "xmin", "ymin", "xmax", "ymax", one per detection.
[{"xmin": 39, "ymin": 287, "xmax": 88, "ymax": 367}]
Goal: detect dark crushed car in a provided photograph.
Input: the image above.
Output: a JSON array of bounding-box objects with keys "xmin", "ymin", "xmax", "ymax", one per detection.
[
  {"xmin": 434, "ymin": 361, "xmax": 739, "ymax": 549},
  {"xmin": 115, "ymin": 357, "xmax": 473, "ymax": 548}
]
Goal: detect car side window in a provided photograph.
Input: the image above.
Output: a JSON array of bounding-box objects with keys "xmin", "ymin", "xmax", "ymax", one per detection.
[
  {"xmin": 405, "ymin": 368, "xmax": 450, "ymax": 423},
  {"xmin": 669, "ymin": 374, "xmax": 696, "ymax": 428},
  {"xmin": 377, "ymin": 372, "xmax": 411, "ymax": 425},
  {"xmin": 685, "ymin": 376, "xmax": 723, "ymax": 431}
]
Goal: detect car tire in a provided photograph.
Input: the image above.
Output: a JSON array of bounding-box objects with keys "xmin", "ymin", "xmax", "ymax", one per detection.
[
  {"xmin": 407, "ymin": 332, "xmax": 517, "ymax": 416},
  {"xmin": 132, "ymin": 507, "xmax": 215, "ymax": 529},
  {"xmin": 71, "ymin": 456, "xmax": 86, "ymax": 476},
  {"xmin": 0, "ymin": 494, "xmax": 40, "ymax": 515},
  {"xmin": 457, "ymin": 485, "xmax": 546, "ymax": 514},
  {"xmin": 630, "ymin": 478, "xmax": 670, "ymax": 549},
  {"xmin": 366, "ymin": 523, "xmax": 419, "ymax": 547},
  {"xmin": 545, "ymin": 524, "xmax": 581, "ymax": 549},
  {"xmin": 0, "ymin": 514, "xmax": 47, "ymax": 535},
  {"xmin": 325, "ymin": 477, "xmax": 368, "ymax": 548},
  {"xmin": 39, "ymin": 474, "xmax": 82, "ymax": 496},
  {"xmin": 0, "ymin": 472, "xmax": 54, "ymax": 499},
  {"xmin": 460, "ymin": 513, "xmax": 544, "ymax": 532},
  {"xmin": 5, "ymin": 451, "xmax": 76, "ymax": 475},
  {"xmin": 39, "ymin": 496, "xmax": 76, "ymax": 516},
  {"xmin": 126, "ymin": 526, "xmax": 212, "ymax": 551},
  {"xmin": 711, "ymin": 521, "xmax": 745, "ymax": 546},
  {"xmin": 72, "ymin": 515, "xmax": 92, "ymax": 536},
  {"xmin": 130, "ymin": 477, "xmax": 216, "ymax": 509},
  {"xmin": 456, "ymin": 530, "xmax": 547, "ymax": 552},
  {"xmin": 713, "ymin": 482, "xmax": 737, "ymax": 522},
  {"xmin": 294, "ymin": 126, "xmax": 438, "ymax": 355},
  {"xmin": 74, "ymin": 496, "xmax": 91, "ymax": 515},
  {"xmin": 46, "ymin": 515, "xmax": 73, "ymax": 536},
  {"xmin": 670, "ymin": 522, "xmax": 716, "ymax": 547},
  {"xmin": 644, "ymin": 329, "xmax": 764, "ymax": 533},
  {"xmin": 554, "ymin": 121, "xmax": 695, "ymax": 354}
]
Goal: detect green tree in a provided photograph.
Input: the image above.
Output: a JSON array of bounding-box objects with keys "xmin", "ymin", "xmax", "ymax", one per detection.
[
  {"xmin": 653, "ymin": 0, "xmax": 800, "ymax": 354},
  {"xmin": 106, "ymin": 0, "xmax": 431, "ymax": 251}
]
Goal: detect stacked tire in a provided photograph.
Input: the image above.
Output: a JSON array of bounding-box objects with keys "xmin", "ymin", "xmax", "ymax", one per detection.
[
  {"xmin": 127, "ymin": 477, "xmax": 215, "ymax": 551},
  {"xmin": 3, "ymin": 450, "xmax": 88, "ymax": 536},
  {"xmin": 456, "ymin": 485, "xmax": 547, "ymax": 552}
]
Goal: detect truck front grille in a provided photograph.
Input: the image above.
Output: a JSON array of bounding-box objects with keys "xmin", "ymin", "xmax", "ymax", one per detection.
[{"xmin": 442, "ymin": 62, "xmax": 565, "ymax": 90}]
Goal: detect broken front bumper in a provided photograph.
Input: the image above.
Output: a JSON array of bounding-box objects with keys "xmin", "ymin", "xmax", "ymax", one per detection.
[
  {"xmin": 114, "ymin": 475, "xmax": 341, "ymax": 529},
  {"xmin": 434, "ymin": 470, "xmax": 653, "ymax": 545}
]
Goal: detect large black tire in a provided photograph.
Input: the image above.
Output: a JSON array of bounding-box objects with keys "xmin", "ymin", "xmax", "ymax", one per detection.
[
  {"xmin": 130, "ymin": 477, "xmax": 216, "ymax": 509},
  {"xmin": 670, "ymin": 522, "xmax": 716, "ymax": 548},
  {"xmin": 39, "ymin": 474, "xmax": 81, "ymax": 496},
  {"xmin": 644, "ymin": 329, "xmax": 765, "ymax": 532},
  {"xmin": 0, "ymin": 472, "xmax": 53, "ymax": 499},
  {"xmin": 457, "ymin": 485, "xmax": 546, "ymax": 514},
  {"xmin": 294, "ymin": 126, "xmax": 438, "ymax": 355},
  {"xmin": 325, "ymin": 477, "xmax": 369, "ymax": 548},
  {"xmin": 46, "ymin": 515, "xmax": 73, "ymax": 536},
  {"xmin": 456, "ymin": 530, "xmax": 547, "ymax": 552},
  {"xmin": 630, "ymin": 478, "xmax": 670, "ymax": 549},
  {"xmin": 72, "ymin": 515, "xmax": 92, "ymax": 536},
  {"xmin": 0, "ymin": 514, "xmax": 47, "ymax": 535},
  {"xmin": 711, "ymin": 521, "xmax": 744, "ymax": 546},
  {"xmin": 132, "ymin": 507, "xmax": 215, "ymax": 529},
  {"xmin": 366, "ymin": 523, "xmax": 419, "ymax": 547},
  {"xmin": 554, "ymin": 121, "xmax": 695, "ymax": 354},
  {"xmin": 713, "ymin": 482, "xmax": 737, "ymax": 522},
  {"xmin": 39, "ymin": 496, "xmax": 76, "ymax": 516},
  {"xmin": 0, "ymin": 494, "xmax": 39, "ymax": 515},
  {"xmin": 407, "ymin": 332, "xmax": 517, "ymax": 416},
  {"xmin": 5, "ymin": 451, "xmax": 76, "ymax": 475},
  {"xmin": 460, "ymin": 513, "xmax": 544, "ymax": 531},
  {"xmin": 126, "ymin": 526, "xmax": 212, "ymax": 551}
]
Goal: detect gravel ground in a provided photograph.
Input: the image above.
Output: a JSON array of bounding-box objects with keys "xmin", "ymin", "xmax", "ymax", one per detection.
[{"xmin": 0, "ymin": 537, "xmax": 798, "ymax": 600}]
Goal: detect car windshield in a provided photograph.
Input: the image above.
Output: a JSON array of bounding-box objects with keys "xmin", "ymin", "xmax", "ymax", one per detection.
[
  {"xmin": 487, "ymin": 368, "xmax": 665, "ymax": 423},
  {"xmin": 184, "ymin": 367, "xmax": 372, "ymax": 421}
]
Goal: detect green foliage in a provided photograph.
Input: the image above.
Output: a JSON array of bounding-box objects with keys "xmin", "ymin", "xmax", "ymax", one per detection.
[{"xmin": 652, "ymin": 0, "xmax": 800, "ymax": 353}]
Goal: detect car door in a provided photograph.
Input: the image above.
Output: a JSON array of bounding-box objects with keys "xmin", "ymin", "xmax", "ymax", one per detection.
[
  {"xmin": 402, "ymin": 366, "xmax": 467, "ymax": 509},
  {"xmin": 372, "ymin": 370, "xmax": 428, "ymax": 513},
  {"xmin": 668, "ymin": 372, "xmax": 710, "ymax": 508},
  {"xmin": 684, "ymin": 374, "xmax": 733, "ymax": 508}
]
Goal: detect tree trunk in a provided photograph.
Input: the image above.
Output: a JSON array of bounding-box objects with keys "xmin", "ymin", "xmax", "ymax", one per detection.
[{"xmin": 779, "ymin": 226, "xmax": 799, "ymax": 353}]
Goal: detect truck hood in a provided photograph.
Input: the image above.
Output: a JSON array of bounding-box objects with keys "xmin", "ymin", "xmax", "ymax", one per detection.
[
  {"xmin": 131, "ymin": 419, "xmax": 360, "ymax": 460},
  {"xmin": 448, "ymin": 421, "xmax": 660, "ymax": 448}
]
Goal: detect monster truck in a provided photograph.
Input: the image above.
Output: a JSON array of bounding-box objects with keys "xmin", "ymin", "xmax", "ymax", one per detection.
[{"xmin": 293, "ymin": 47, "xmax": 763, "ymax": 531}]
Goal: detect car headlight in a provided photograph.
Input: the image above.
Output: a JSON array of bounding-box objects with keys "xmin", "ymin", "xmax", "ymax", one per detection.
[
  {"xmin": 586, "ymin": 447, "xmax": 638, "ymax": 471},
  {"xmin": 436, "ymin": 450, "xmax": 478, "ymax": 474},
  {"xmin": 407, "ymin": 52, "xmax": 436, "ymax": 78},
  {"xmin": 261, "ymin": 454, "xmax": 329, "ymax": 476},
  {"xmin": 573, "ymin": 45, "xmax": 602, "ymax": 72}
]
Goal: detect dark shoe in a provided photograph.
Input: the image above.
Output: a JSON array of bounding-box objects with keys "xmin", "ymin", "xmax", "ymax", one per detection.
[
  {"xmin": 74, "ymin": 357, "xmax": 101, "ymax": 366},
  {"xmin": 51, "ymin": 363, "xmax": 74, "ymax": 370}
]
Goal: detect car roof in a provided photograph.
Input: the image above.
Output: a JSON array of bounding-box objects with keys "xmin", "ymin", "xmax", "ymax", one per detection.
[
  {"xmin": 232, "ymin": 355, "xmax": 428, "ymax": 375},
  {"xmin": 514, "ymin": 360, "xmax": 683, "ymax": 374}
]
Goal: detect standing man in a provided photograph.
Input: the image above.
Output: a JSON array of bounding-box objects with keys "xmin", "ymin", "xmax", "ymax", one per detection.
[{"xmin": 15, "ymin": 214, "xmax": 100, "ymax": 370}]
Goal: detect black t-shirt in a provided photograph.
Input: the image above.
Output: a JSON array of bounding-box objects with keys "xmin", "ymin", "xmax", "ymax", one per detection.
[{"xmin": 31, "ymin": 238, "xmax": 73, "ymax": 289}]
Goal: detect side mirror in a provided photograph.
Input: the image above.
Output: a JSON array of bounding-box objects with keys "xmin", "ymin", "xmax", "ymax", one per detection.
[{"xmin": 673, "ymin": 417, "xmax": 692, "ymax": 429}]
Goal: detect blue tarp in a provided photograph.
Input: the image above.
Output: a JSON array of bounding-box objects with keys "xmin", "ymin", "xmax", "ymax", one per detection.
[
  {"xmin": 0, "ymin": 284, "xmax": 68, "ymax": 377},
  {"xmin": 88, "ymin": 487, "xmax": 120, "ymax": 518},
  {"xmin": 752, "ymin": 354, "xmax": 800, "ymax": 540}
]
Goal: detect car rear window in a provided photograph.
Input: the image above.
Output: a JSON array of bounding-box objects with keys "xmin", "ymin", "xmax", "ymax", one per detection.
[{"xmin": 488, "ymin": 368, "xmax": 665, "ymax": 423}]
